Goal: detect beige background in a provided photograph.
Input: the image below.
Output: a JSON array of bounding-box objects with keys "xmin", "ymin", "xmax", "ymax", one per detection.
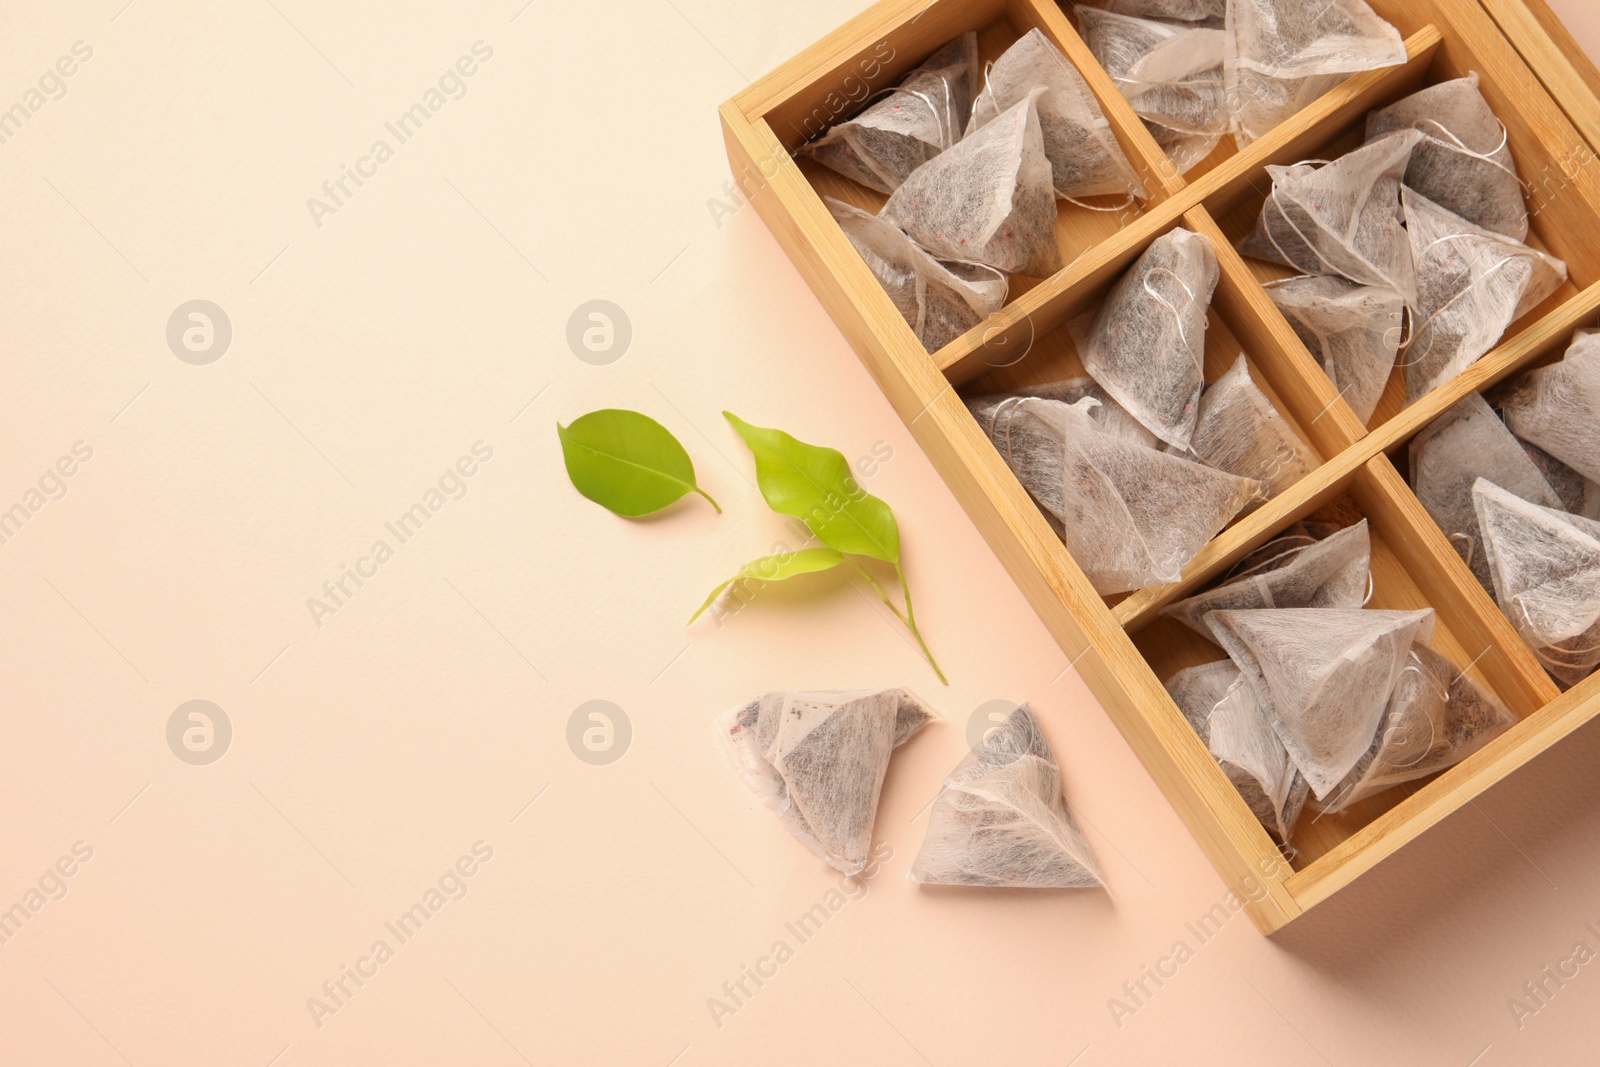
[{"xmin": 4, "ymin": 1, "xmax": 1600, "ymax": 1063}]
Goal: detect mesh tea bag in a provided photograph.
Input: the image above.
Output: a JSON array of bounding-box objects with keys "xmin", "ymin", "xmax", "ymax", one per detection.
[
  {"xmin": 1498, "ymin": 331, "xmax": 1600, "ymax": 484},
  {"xmin": 1077, "ymin": 7, "xmax": 1230, "ymax": 137},
  {"xmin": 1226, "ymin": 0, "xmax": 1406, "ymax": 145},
  {"xmin": 801, "ymin": 34, "xmax": 980, "ymax": 194},
  {"xmin": 1403, "ymin": 188, "xmax": 1568, "ymax": 404},
  {"xmin": 1238, "ymin": 130, "xmax": 1421, "ymax": 301},
  {"xmin": 967, "ymin": 376, "xmax": 1159, "ymax": 448},
  {"xmin": 717, "ymin": 689, "xmax": 938, "ymax": 875},
  {"xmin": 828, "ymin": 198, "xmax": 1007, "ymax": 354},
  {"xmin": 1145, "ymin": 119, "xmax": 1222, "ymax": 174},
  {"xmin": 1105, "ymin": 0, "xmax": 1225, "ymax": 20},
  {"xmin": 1161, "ymin": 520, "xmax": 1371, "ymax": 636},
  {"xmin": 1474, "ymin": 479, "xmax": 1600, "ymax": 687},
  {"xmin": 1317, "ymin": 644, "xmax": 1516, "ymax": 812},
  {"xmin": 1409, "ymin": 392, "xmax": 1562, "ymax": 595},
  {"xmin": 1267, "ymin": 275, "xmax": 1405, "ymax": 424},
  {"xmin": 969, "ymin": 28, "xmax": 1147, "ymax": 201},
  {"xmin": 1366, "ymin": 73, "xmax": 1527, "ymax": 240},
  {"xmin": 883, "ymin": 88, "xmax": 1064, "ymax": 277},
  {"xmin": 979, "ymin": 397, "xmax": 1262, "ymax": 593},
  {"xmin": 908, "ymin": 703, "xmax": 1103, "ymax": 888},
  {"xmin": 1075, "ymin": 227, "xmax": 1220, "ymax": 449},
  {"xmin": 1187, "ymin": 354, "xmax": 1316, "ymax": 498},
  {"xmin": 1207, "ymin": 606, "xmax": 1437, "ymax": 798},
  {"xmin": 1206, "ymin": 672, "xmax": 1312, "ymax": 842}
]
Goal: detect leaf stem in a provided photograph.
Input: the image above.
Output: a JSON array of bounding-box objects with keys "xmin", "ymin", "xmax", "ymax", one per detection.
[
  {"xmin": 846, "ymin": 559, "xmax": 910, "ymax": 625},
  {"xmin": 694, "ymin": 487, "xmax": 723, "ymax": 513},
  {"xmin": 894, "ymin": 562, "xmax": 948, "ymax": 686}
]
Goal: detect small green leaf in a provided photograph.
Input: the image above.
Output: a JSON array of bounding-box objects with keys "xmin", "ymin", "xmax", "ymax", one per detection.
[
  {"xmin": 688, "ymin": 548, "xmax": 846, "ymax": 624},
  {"xmin": 723, "ymin": 412, "xmax": 899, "ymax": 562},
  {"xmin": 558, "ymin": 409, "xmax": 720, "ymax": 517}
]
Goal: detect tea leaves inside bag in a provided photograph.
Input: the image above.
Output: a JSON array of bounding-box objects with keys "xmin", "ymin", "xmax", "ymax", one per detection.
[
  {"xmin": 909, "ymin": 703, "xmax": 1103, "ymax": 888},
  {"xmin": 1498, "ymin": 330, "xmax": 1600, "ymax": 485},
  {"xmin": 1185, "ymin": 354, "xmax": 1316, "ymax": 500},
  {"xmin": 883, "ymin": 88, "xmax": 1064, "ymax": 276}
]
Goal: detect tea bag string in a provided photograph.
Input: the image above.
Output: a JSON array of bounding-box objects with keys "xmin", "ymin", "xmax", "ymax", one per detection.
[
  {"xmin": 1143, "ymin": 266, "xmax": 1198, "ymax": 352},
  {"xmin": 1413, "ymin": 118, "xmax": 1520, "ymax": 183},
  {"xmin": 1260, "ymin": 162, "xmax": 1342, "ymax": 276},
  {"xmin": 1399, "ymin": 236, "xmax": 1525, "ymax": 363}
]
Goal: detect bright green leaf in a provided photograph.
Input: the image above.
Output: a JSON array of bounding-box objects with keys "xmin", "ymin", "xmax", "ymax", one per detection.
[
  {"xmin": 723, "ymin": 412, "xmax": 899, "ymax": 563},
  {"xmin": 558, "ymin": 409, "xmax": 720, "ymax": 517},
  {"xmin": 688, "ymin": 548, "xmax": 846, "ymax": 624}
]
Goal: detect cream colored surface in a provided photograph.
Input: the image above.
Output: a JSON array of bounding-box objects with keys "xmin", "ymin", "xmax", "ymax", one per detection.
[{"xmin": 3, "ymin": 1, "xmax": 1600, "ymax": 1064}]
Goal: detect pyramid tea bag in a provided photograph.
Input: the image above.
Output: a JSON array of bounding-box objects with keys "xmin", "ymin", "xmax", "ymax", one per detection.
[
  {"xmin": 1474, "ymin": 479, "xmax": 1600, "ymax": 687},
  {"xmin": 1226, "ymin": 0, "xmax": 1406, "ymax": 145},
  {"xmin": 828, "ymin": 198, "xmax": 1007, "ymax": 354},
  {"xmin": 883, "ymin": 88, "xmax": 1064, "ymax": 277},
  {"xmin": 1409, "ymin": 392, "xmax": 1562, "ymax": 595},
  {"xmin": 1207, "ymin": 606, "xmax": 1437, "ymax": 798},
  {"xmin": 801, "ymin": 33, "xmax": 980, "ymax": 194},
  {"xmin": 1239, "ymin": 130, "xmax": 1421, "ymax": 301},
  {"xmin": 1267, "ymin": 275, "xmax": 1406, "ymax": 424},
  {"xmin": 1145, "ymin": 119, "xmax": 1222, "ymax": 174},
  {"xmin": 969, "ymin": 28, "xmax": 1147, "ymax": 201},
  {"xmin": 1403, "ymin": 188, "xmax": 1567, "ymax": 404},
  {"xmin": 1075, "ymin": 227, "xmax": 1220, "ymax": 449},
  {"xmin": 1076, "ymin": 7, "xmax": 1229, "ymax": 138},
  {"xmin": 1205, "ymin": 672, "xmax": 1312, "ymax": 842},
  {"xmin": 1187, "ymin": 355, "xmax": 1315, "ymax": 499},
  {"xmin": 909, "ymin": 703, "xmax": 1103, "ymax": 888},
  {"xmin": 1106, "ymin": 0, "xmax": 1225, "ymax": 20},
  {"xmin": 967, "ymin": 376, "xmax": 1159, "ymax": 448},
  {"xmin": 718, "ymin": 689, "xmax": 937, "ymax": 875},
  {"xmin": 1162, "ymin": 520, "xmax": 1371, "ymax": 636},
  {"xmin": 1498, "ymin": 331, "xmax": 1600, "ymax": 484},
  {"xmin": 979, "ymin": 397, "xmax": 1261, "ymax": 593},
  {"xmin": 1165, "ymin": 659, "xmax": 1245, "ymax": 737},
  {"xmin": 1366, "ymin": 73, "xmax": 1527, "ymax": 240},
  {"xmin": 1318, "ymin": 644, "xmax": 1516, "ymax": 812}
]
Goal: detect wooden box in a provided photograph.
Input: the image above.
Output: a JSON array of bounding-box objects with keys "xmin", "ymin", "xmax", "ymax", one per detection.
[{"xmin": 719, "ymin": 0, "xmax": 1600, "ymax": 932}]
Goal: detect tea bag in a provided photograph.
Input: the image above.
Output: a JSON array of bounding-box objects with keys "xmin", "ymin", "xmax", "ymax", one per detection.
[
  {"xmin": 801, "ymin": 34, "xmax": 980, "ymax": 194},
  {"xmin": 1226, "ymin": 0, "xmax": 1406, "ymax": 145},
  {"xmin": 882, "ymin": 88, "xmax": 1064, "ymax": 277},
  {"xmin": 1366, "ymin": 73, "xmax": 1527, "ymax": 240},
  {"xmin": 1403, "ymin": 187, "xmax": 1568, "ymax": 404},
  {"xmin": 1205, "ymin": 673, "xmax": 1312, "ymax": 842},
  {"xmin": 1186, "ymin": 355, "xmax": 1315, "ymax": 499},
  {"xmin": 1075, "ymin": 227, "xmax": 1220, "ymax": 449},
  {"xmin": 1161, "ymin": 520, "xmax": 1371, "ymax": 636},
  {"xmin": 1207, "ymin": 606, "xmax": 1437, "ymax": 798},
  {"xmin": 1105, "ymin": 0, "xmax": 1225, "ymax": 21},
  {"xmin": 980, "ymin": 397, "xmax": 1261, "ymax": 593},
  {"xmin": 967, "ymin": 376, "xmax": 1159, "ymax": 448},
  {"xmin": 1165, "ymin": 658, "xmax": 1245, "ymax": 736},
  {"xmin": 1267, "ymin": 275, "xmax": 1406, "ymax": 424},
  {"xmin": 1238, "ymin": 130, "xmax": 1421, "ymax": 301},
  {"xmin": 828, "ymin": 198, "xmax": 1008, "ymax": 353},
  {"xmin": 908, "ymin": 703, "xmax": 1103, "ymax": 888},
  {"xmin": 717, "ymin": 689, "xmax": 937, "ymax": 875},
  {"xmin": 1408, "ymin": 392, "xmax": 1562, "ymax": 595},
  {"xmin": 1317, "ymin": 644, "xmax": 1516, "ymax": 812},
  {"xmin": 1497, "ymin": 331, "xmax": 1600, "ymax": 484},
  {"xmin": 969, "ymin": 28, "xmax": 1147, "ymax": 201},
  {"xmin": 1145, "ymin": 119, "xmax": 1222, "ymax": 174},
  {"xmin": 1473, "ymin": 479, "xmax": 1600, "ymax": 687},
  {"xmin": 1076, "ymin": 8, "xmax": 1230, "ymax": 137}
]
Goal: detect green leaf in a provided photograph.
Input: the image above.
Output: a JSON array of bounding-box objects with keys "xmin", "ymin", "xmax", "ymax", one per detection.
[
  {"xmin": 558, "ymin": 409, "xmax": 720, "ymax": 517},
  {"xmin": 688, "ymin": 548, "xmax": 846, "ymax": 624},
  {"xmin": 723, "ymin": 412, "xmax": 899, "ymax": 562}
]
